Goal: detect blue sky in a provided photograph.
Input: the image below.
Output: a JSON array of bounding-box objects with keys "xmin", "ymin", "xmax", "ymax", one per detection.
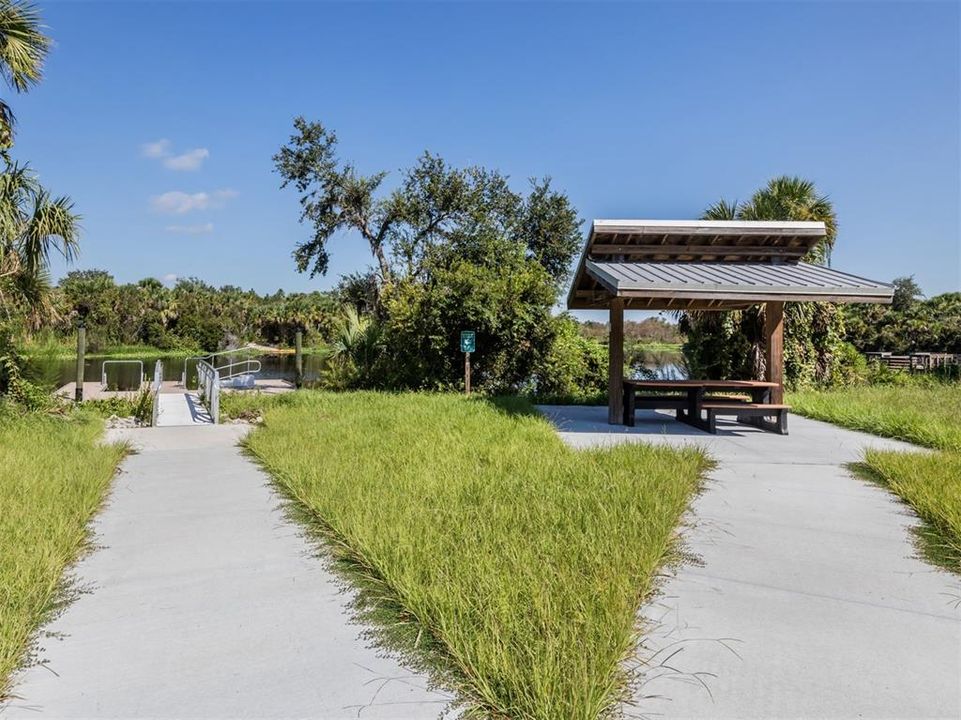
[{"xmin": 17, "ymin": 1, "xmax": 961, "ymax": 313}]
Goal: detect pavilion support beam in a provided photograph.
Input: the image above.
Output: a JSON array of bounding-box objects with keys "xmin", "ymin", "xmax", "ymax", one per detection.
[
  {"xmin": 608, "ymin": 297, "xmax": 625, "ymax": 424},
  {"xmin": 764, "ymin": 301, "xmax": 785, "ymax": 404}
]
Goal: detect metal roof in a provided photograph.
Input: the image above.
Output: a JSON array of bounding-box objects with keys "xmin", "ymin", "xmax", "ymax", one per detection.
[{"xmin": 567, "ymin": 219, "xmax": 894, "ymax": 311}]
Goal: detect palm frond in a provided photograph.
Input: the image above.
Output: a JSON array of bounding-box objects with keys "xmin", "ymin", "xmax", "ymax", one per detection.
[
  {"xmin": 701, "ymin": 198, "xmax": 739, "ymax": 221},
  {"xmin": 0, "ymin": 96, "xmax": 13, "ymax": 148},
  {"xmin": 20, "ymin": 190, "xmax": 80, "ymax": 273},
  {"xmin": 739, "ymin": 175, "xmax": 837, "ymax": 264},
  {"xmin": 0, "ymin": 161, "xmax": 34, "ymax": 251},
  {"xmin": 7, "ymin": 258, "xmax": 52, "ymax": 327},
  {"xmin": 0, "ymin": 0, "xmax": 50, "ymax": 92}
]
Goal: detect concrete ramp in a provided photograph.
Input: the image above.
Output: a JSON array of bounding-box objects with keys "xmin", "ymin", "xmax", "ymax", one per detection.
[{"xmin": 154, "ymin": 392, "xmax": 213, "ymax": 426}]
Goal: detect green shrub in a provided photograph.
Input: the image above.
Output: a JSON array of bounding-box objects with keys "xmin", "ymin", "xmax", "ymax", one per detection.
[
  {"xmin": 530, "ymin": 314, "xmax": 607, "ymax": 398},
  {"xmin": 81, "ymin": 387, "xmax": 155, "ymax": 425},
  {"xmin": 377, "ymin": 244, "xmax": 558, "ymax": 392},
  {"xmin": 219, "ymin": 390, "xmax": 296, "ymax": 421}
]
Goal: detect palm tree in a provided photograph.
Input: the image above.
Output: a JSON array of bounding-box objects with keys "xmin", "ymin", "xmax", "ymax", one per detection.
[
  {"xmin": 332, "ymin": 306, "xmax": 370, "ymax": 359},
  {"xmin": 0, "ymin": 162, "xmax": 80, "ymax": 327},
  {"xmin": 329, "ymin": 305, "xmax": 381, "ymax": 384},
  {"xmin": 681, "ymin": 176, "xmax": 841, "ymax": 381},
  {"xmin": 0, "ymin": 1, "xmax": 50, "ymax": 150},
  {"xmin": 0, "ymin": 3, "xmax": 67, "ymax": 329},
  {"xmin": 705, "ymin": 176, "xmax": 837, "ymax": 264}
]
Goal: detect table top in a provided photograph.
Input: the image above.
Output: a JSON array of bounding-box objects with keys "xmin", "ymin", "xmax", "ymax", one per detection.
[{"xmin": 623, "ymin": 379, "xmax": 779, "ymax": 389}]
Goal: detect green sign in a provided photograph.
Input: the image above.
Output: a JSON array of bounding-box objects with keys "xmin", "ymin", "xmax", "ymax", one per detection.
[{"xmin": 460, "ymin": 330, "xmax": 476, "ymax": 353}]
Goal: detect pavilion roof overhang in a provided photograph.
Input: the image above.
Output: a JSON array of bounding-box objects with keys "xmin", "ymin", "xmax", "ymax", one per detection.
[{"xmin": 567, "ymin": 219, "xmax": 894, "ymax": 311}]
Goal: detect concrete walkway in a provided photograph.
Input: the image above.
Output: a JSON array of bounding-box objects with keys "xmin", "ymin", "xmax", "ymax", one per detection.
[
  {"xmin": 539, "ymin": 406, "xmax": 961, "ymax": 719},
  {"xmin": 2, "ymin": 425, "xmax": 451, "ymax": 719},
  {"xmin": 154, "ymin": 391, "xmax": 212, "ymax": 426}
]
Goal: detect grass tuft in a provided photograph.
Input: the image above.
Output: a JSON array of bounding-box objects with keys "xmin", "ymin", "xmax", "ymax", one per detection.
[
  {"xmin": 243, "ymin": 391, "xmax": 709, "ymax": 719},
  {"xmin": 219, "ymin": 389, "xmax": 298, "ymax": 422},
  {"xmin": 0, "ymin": 411, "xmax": 125, "ymax": 698}
]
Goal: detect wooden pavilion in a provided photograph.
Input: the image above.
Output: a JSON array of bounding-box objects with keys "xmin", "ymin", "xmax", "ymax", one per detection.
[{"xmin": 566, "ymin": 220, "xmax": 894, "ymax": 425}]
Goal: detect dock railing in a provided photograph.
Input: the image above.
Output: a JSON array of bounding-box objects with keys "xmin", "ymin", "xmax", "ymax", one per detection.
[
  {"xmin": 196, "ymin": 359, "xmax": 220, "ymax": 424},
  {"xmin": 182, "ymin": 348, "xmax": 260, "ymax": 389},
  {"xmin": 101, "ymin": 360, "xmax": 144, "ymax": 391},
  {"xmin": 215, "ymin": 358, "xmax": 261, "ymax": 382}
]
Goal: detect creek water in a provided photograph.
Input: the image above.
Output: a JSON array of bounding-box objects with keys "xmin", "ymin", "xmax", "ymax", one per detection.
[
  {"xmin": 27, "ymin": 352, "xmax": 328, "ymax": 391},
  {"xmin": 27, "ymin": 348, "xmax": 686, "ymax": 391}
]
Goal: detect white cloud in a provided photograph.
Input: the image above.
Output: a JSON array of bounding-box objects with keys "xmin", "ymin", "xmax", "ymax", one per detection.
[
  {"xmin": 142, "ymin": 139, "xmax": 172, "ymax": 158},
  {"xmin": 151, "ymin": 191, "xmax": 210, "ymax": 214},
  {"xmin": 165, "ymin": 222, "xmax": 214, "ymax": 234},
  {"xmin": 141, "ymin": 139, "xmax": 210, "ymax": 171},
  {"xmin": 163, "ymin": 148, "xmax": 209, "ymax": 171},
  {"xmin": 150, "ymin": 188, "xmax": 237, "ymax": 214},
  {"xmin": 161, "ymin": 273, "xmax": 178, "ymax": 285}
]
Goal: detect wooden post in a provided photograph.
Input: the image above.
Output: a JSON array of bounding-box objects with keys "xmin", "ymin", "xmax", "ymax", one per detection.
[
  {"xmin": 294, "ymin": 329, "xmax": 303, "ymax": 389},
  {"xmin": 74, "ymin": 320, "xmax": 86, "ymax": 402},
  {"xmin": 464, "ymin": 352, "xmax": 471, "ymax": 396},
  {"xmin": 764, "ymin": 301, "xmax": 784, "ymax": 404},
  {"xmin": 607, "ymin": 297, "xmax": 625, "ymax": 424}
]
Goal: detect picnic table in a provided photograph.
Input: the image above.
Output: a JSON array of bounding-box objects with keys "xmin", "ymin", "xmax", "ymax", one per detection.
[{"xmin": 622, "ymin": 379, "xmax": 788, "ymax": 434}]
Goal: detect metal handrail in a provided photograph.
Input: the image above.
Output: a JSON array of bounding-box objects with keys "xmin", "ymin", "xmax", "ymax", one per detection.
[
  {"xmin": 196, "ymin": 359, "xmax": 220, "ymax": 424},
  {"xmin": 101, "ymin": 360, "xmax": 144, "ymax": 390},
  {"xmin": 216, "ymin": 359, "xmax": 261, "ymax": 381},
  {"xmin": 182, "ymin": 348, "xmax": 259, "ymax": 388},
  {"xmin": 151, "ymin": 360, "xmax": 163, "ymax": 426}
]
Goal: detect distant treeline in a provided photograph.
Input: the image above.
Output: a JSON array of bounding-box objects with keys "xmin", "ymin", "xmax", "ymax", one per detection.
[
  {"xmin": 31, "ymin": 269, "xmax": 340, "ymax": 352},
  {"xmin": 844, "ymin": 279, "xmax": 961, "ymax": 354},
  {"xmin": 576, "ymin": 318, "xmax": 683, "ymax": 346}
]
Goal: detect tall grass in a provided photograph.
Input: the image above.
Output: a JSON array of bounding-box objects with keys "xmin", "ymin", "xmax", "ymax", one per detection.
[
  {"xmin": 788, "ymin": 384, "xmax": 961, "ymax": 451},
  {"xmin": 244, "ymin": 392, "xmax": 709, "ymax": 719},
  {"xmin": 0, "ymin": 411, "xmax": 125, "ymax": 698},
  {"xmin": 789, "ymin": 384, "xmax": 961, "ymax": 574}
]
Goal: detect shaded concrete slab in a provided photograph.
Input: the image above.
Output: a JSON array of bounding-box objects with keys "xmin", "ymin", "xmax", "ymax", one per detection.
[
  {"xmin": 2, "ymin": 425, "xmax": 452, "ymax": 719},
  {"xmin": 154, "ymin": 391, "xmax": 212, "ymax": 426},
  {"xmin": 539, "ymin": 406, "xmax": 961, "ymax": 719}
]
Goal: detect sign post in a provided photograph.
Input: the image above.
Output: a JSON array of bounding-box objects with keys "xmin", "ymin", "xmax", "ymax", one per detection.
[
  {"xmin": 460, "ymin": 330, "xmax": 475, "ymax": 395},
  {"xmin": 74, "ymin": 305, "xmax": 90, "ymax": 402},
  {"xmin": 74, "ymin": 318, "xmax": 86, "ymax": 402}
]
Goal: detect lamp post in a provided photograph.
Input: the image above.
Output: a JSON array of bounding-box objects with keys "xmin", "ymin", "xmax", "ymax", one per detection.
[{"xmin": 74, "ymin": 305, "xmax": 89, "ymax": 402}]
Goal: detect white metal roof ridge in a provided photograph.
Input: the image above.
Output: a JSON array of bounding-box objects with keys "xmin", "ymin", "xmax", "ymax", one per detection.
[{"xmin": 591, "ymin": 219, "xmax": 827, "ymax": 234}]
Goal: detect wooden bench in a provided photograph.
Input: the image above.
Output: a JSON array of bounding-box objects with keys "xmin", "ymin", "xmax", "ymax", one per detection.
[{"xmin": 698, "ymin": 401, "xmax": 790, "ymax": 435}]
